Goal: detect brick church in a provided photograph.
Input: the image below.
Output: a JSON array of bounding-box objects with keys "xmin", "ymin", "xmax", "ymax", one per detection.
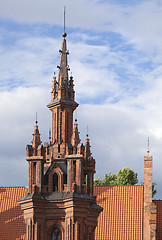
[{"xmin": 0, "ymin": 30, "xmax": 162, "ymax": 240}]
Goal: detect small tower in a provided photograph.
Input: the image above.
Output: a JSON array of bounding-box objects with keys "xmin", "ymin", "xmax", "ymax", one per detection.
[
  {"xmin": 18, "ymin": 15, "xmax": 102, "ymax": 239},
  {"xmin": 47, "ymin": 31, "xmax": 78, "ymax": 158},
  {"xmin": 84, "ymin": 133, "xmax": 95, "ymax": 196},
  {"xmin": 143, "ymin": 139, "xmax": 156, "ymax": 240},
  {"xmin": 26, "ymin": 118, "xmax": 44, "ymax": 194},
  {"xmin": 71, "ymin": 119, "xmax": 80, "ymax": 153}
]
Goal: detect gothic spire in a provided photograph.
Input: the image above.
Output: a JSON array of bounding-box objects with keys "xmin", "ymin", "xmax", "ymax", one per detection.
[
  {"xmin": 31, "ymin": 120, "xmax": 42, "ymax": 155},
  {"xmin": 57, "ymin": 29, "xmax": 70, "ymax": 99},
  {"xmin": 71, "ymin": 120, "xmax": 81, "ymax": 153},
  {"xmin": 84, "ymin": 134, "xmax": 91, "ymax": 159}
]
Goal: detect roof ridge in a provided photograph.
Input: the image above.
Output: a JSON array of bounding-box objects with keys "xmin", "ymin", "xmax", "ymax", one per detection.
[
  {"xmin": 94, "ymin": 185, "xmax": 143, "ymax": 187},
  {"xmin": 0, "ymin": 186, "xmax": 27, "ymax": 188}
]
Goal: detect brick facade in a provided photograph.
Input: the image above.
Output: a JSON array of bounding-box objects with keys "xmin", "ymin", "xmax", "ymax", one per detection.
[
  {"xmin": 144, "ymin": 155, "xmax": 156, "ymax": 240},
  {"xmin": 16, "ymin": 30, "xmax": 159, "ymax": 240},
  {"xmin": 18, "ymin": 32, "xmax": 102, "ymax": 240}
]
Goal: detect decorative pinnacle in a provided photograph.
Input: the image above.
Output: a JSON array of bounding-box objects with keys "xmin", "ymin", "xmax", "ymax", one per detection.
[
  {"xmin": 75, "ymin": 109, "xmax": 77, "ymax": 123},
  {"xmin": 147, "ymin": 137, "xmax": 150, "ymax": 155},
  {"xmin": 62, "ymin": 32, "xmax": 67, "ymax": 38},
  {"xmin": 86, "ymin": 125, "xmax": 89, "ymax": 138},
  {"xmin": 35, "ymin": 112, "xmax": 38, "ymax": 126},
  {"xmin": 62, "ymin": 6, "xmax": 67, "ymax": 38},
  {"xmin": 49, "ymin": 128, "xmax": 51, "ymax": 140}
]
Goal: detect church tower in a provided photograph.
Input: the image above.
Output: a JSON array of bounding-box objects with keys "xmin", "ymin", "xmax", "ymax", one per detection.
[{"xmin": 18, "ymin": 29, "xmax": 102, "ymax": 240}]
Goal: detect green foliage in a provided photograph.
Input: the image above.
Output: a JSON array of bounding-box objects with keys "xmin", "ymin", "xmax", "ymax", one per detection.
[
  {"xmin": 95, "ymin": 168, "xmax": 157, "ymax": 198},
  {"xmin": 94, "ymin": 167, "xmax": 138, "ymax": 186},
  {"xmin": 116, "ymin": 168, "xmax": 138, "ymax": 185},
  {"xmin": 152, "ymin": 182, "xmax": 157, "ymax": 198},
  {"xmin": 103, "ymin": 172, "xmax": 117, "ymax": 185},
  {"xmin": 94, "ymin": 177, "xmax": 103, "ymax": 186}
]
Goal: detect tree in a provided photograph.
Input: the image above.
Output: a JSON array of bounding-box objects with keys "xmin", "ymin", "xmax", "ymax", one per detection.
[
  {"xmin": 102, "ymin": 172, "xmax": 117, "ymax": 185},
  {"xmin": 116, "ymin": 167, "xmax": 138, "ymax": 185},
  {"xmin": 94, "ymin": 167, "xmax": 138, "ymax": 186},
  {"xmin": 94, "ymin": 168, "xmax": 157, "ymax": 198},
  {"xmin": 94, "ymin": 177, "xmax": 103, "ymax": 186}
]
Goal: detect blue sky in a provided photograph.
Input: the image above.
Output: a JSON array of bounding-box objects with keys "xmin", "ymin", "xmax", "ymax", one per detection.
[{"xmin": 0, "ymin": 0, "xmax": 162, "ymax": 199}]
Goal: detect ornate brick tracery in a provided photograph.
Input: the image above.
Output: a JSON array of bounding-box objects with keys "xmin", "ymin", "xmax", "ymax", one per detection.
[{"xmin": 18, "ymin": 31, "xmax": 102, "ymax": 240}]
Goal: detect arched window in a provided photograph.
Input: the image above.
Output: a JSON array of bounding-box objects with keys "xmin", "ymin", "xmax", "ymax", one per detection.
[
  {"xmin": 53, "ymin": 172, "xmax": 58, "ymax": 191},
  {"xmin": 33, "ymin": 162, "xmax": 37, "ymax": 184},
  {"xmin": 52, "ymin": 228, "xmax": 61, "ymax": 240}
]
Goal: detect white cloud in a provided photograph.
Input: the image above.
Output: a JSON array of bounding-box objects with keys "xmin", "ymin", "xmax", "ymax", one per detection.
[
  {"xmin": 1, "ymin": 86, "xmax": 162, "ymax": 196},
  {"xmin": 0, "ymin": 34, "xmax": 61, "ymax": 90},
  {"xmin": 78, "ymin": 101, "xmax": 162, "ymax": 199},
  {"xmin": 1, "ymin": 0, "xmax": 162, "ymax": 199},
  {"xmin": 0, "ymin": 0, "xmax": 119, "ymax": 27},
  {"xmin": 0, "ymin": 86, "xmax": 51, "ymax": 185},
  {"xmin": 1, "ymin": 0, "xmax": 162, "ymax": 56}
]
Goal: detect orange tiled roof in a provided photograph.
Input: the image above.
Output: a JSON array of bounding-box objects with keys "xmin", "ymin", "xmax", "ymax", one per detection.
[
  {"xmin": 153, "ymin": 200, "xmax": 162, "ymax": 240},
  {"xmin": 94, "ymin": 186, "xmax": 143, "ymax": 240},
  {"xmin": 0, "ymin": 186, "xmax": 144, "ymax": 240},
  {"xmin": 0, "ymin": 187, "xmax": 27, "ymax": 240}
]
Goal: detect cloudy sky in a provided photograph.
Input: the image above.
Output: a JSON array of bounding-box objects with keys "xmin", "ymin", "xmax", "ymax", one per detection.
[{"xmin": 0, "ymin": 0, "xmax": 162, "ymax": 198}]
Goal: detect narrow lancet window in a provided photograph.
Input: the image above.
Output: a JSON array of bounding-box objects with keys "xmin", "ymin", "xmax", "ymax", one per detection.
[
  {"xmin": 33, "ymin": 162, "xmax": 37, "ymax": 185},
  {"xmin": 52, "ymin": 228, "xmax": 61, "ymax": 240},
  {"xmin": 53, "ymin": 173, "xmax": 58, "ymax": 192}
]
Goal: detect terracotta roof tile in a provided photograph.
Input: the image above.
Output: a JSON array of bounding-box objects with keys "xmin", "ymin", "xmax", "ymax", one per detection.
[
  {"xmin": 0, "ymin": 187, "xmax": 27, "ymax": 240},
  {"xmin": 0, "ymin": 186, "xmax": 144, "ymax": 239},
  {"xmin": 94, "ymin": 186, "xmax": 143, "ymax": 240},
  {"xmin": 153, "ymin": 200, "xmax": 162, "ymax": 240}
]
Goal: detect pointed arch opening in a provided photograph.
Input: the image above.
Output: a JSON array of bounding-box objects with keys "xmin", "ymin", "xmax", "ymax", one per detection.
[
  {"xmin": 51, "ymin": 228, "xmax": 61, "ymax": 240},
  {"xmin": 33, "ymin": 162, "xmax": 37, "ymax": 185},
  {"xmin": 53, "ymin": 172, "xmax": 58, "ymax": 191}
]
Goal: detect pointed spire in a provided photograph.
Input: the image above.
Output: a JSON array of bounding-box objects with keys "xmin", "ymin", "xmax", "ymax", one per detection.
[
  {"xmin": 51, "ymin": 73, "xmax": 58, "ymax": 102},
  {"xmin": 86, "ymin": 125, "xmax": 89, "ymax": 138},
  {"xmin": 32, "ymin": 118, "xmax": 42, "ymax": 155},
  {"xmin": 62, "ymin": 6, "xmax": 67, "ymax": 38},
  {"xmin": 71, "ymin": 119, "xmax": 81, "ymax": 153},
  {"xmin": 35, "ymin": 112, "xmax": 38, "ymax": 126},
  {"xmin": 85, "ymin": 130, "xmax": 91, "ymax": 159},
  {"xmin": 57, "ymin": 36, "xmax": 69, "ymax": 98},
  {"xmin": 69, "ymin": 75, "xmax": 75, "ymax": 101},
  {"xmin": 56, "ymin": 6, "xmax": 71, "ymax": 100},
  {"xmin": 49, "ymin": 128, "xmax": 51, "ymax": 141}
]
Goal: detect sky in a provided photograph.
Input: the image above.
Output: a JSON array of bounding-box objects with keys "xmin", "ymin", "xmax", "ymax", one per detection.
[{"xmin": 0, "ymin": 0, "xmax": 162, "ymax": 198}]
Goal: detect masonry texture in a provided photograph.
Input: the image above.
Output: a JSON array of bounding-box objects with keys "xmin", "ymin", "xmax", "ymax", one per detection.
[
  {"xmin": 144, "ymin": 156, "xmax": 156, "ymax": 240},
  {"xmin": 18, "ymin": 31, "xmax": 102, "ymax": 240},
  {"xmin": 0, "ymin": 29, "xmax": 161, "ymax": 240},
  {"xmin": 1, "ymin": 185, "xmax": 161, "ymax": 240}
]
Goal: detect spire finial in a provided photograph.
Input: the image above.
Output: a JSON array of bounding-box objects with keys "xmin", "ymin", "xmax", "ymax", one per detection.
[
  {"xmin": 147, "ymin": 137, "xmax": 150, "ymax": 155},
  {"xmin": 62, "ymin": 6, "xmax": 67, "ymax": 38},
  {"xmin": 75, "ymin": 109, "xmax": 77, "ymax": 123},
  {"xmin": 35, "ymin": 112, "xmax": 38, "ymax": 126},
  {"xmin": 86, "ymin": 125, "xmax": 89, "ymax": 138},
  {"xmin": 49, "ymin": 128, "xmax": 51, "ymax": 141},
  {"xmin": 64, "ymin": 6, "xmax": 66, "ymax": 33}
]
